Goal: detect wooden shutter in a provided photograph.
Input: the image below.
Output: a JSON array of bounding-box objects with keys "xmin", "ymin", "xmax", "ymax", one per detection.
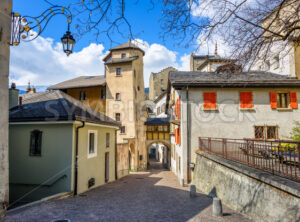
[
  {"xmin": 178, "ymin": 127, "xmax": 181, "ymax": 145},
  {"xmin": 178, "ymin": 97, "xmax": 181, "ymax": 120},
  {"xmin": 270, "ymin": 92, "xmax": 277, "ymax": 109},
  {"xmin": 204, "ymin": 92, "xmax": 216, "ymax": 109},
  {"xmin": 175, "ymin": 128, "xmax": 178, "ymax": 144},
  {"xmin": 290, "ymin": 92, "xmax": 298, "ymax": 109},
  {"xmin": 240, "ymin": 92, "xmax": 253, "ymax": 109}
]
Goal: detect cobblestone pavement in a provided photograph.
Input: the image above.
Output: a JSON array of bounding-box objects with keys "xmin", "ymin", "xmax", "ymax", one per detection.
[{"xmin": 2, "ymin": 164, "xmax": 252, "ymax": 222}]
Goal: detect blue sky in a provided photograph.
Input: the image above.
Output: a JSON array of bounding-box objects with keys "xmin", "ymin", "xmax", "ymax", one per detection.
[
  {"xmin": 13, "ymin": 0, "xmax": 194, "ymax": 56},
  {"xmin": 11, "ymin": 0, "xmax": 209, "ymax": 88}
]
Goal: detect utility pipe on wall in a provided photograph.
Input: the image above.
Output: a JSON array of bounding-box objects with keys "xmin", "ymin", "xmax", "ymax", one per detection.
[
  {"xmin": 74, "ymin": 121, "xmax": 85, "ymax": 196},
  {"xmin": 186, "ymin": 86, "xmax": 190, "ymax": 183}
]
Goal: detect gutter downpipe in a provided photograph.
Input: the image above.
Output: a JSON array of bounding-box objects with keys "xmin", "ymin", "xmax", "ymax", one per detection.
[
  {"xmin": 74, "ymin": 121, "xmax": 85, "ymax": 196},
  {"xmin": 115, "ymin": 129, "xmax": 118, "ymax": 180},
  {"xmin": 186, "ymin": 86, "xmax": 190, "ymax": 184}
]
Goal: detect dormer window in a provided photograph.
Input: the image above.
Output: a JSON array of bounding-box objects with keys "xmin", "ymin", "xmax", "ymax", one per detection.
[{"xmin": 121, "ymin": 53, "xmax": 126, "ymax": 59}]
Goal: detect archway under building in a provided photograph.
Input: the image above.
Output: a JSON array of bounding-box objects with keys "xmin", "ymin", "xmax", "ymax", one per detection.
[{"xmin": 146, "ymin": 141, "xmax": 171, "ymax": 170}]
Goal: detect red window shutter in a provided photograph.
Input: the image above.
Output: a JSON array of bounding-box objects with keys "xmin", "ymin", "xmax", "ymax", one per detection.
[
  {"xmin": 270, "ymin": 92, "xmax": 277, "ymax": 109},
  {"xmin": 240, "ymin": 92, "xmax": 253, "ymax": 109},
  {"xmin": 178, "ymin": 127, "xmax": 181, "ymax": 145},
  {"xmin": 204, "ymin": 92, "xmax": 216, "ymax": 109},
  {"xmin": 175, "ymin": 100, "xmax": 178, "ymax": 118},
  {"xmin": 175, "ymin": 128, "xmax": 177, "ymax": 144},
  {"xmin": 178, "ymin": 97, "xmax": 181, "ymax": 120},
  {"xmin": 290, "ymin": 92, "xmax": 298, "ymax": 109}
]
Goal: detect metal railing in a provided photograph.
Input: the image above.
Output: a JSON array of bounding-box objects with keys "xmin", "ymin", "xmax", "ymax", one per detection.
[{"xmin": 199, "ymin": 137, "xmax": 300, "ymax": 180}]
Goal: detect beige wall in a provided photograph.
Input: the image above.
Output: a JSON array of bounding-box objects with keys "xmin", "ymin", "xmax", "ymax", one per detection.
[
  {"xmin": 149, "ymin": 67, "xmax": 176, "ymax": 101},
  {"xmin": 0, "ymin": 0, "xmax": 12, "ymax": 217},
  {"xmin": 75, "ymin": 123, "xmax": 117, "ymax": 194},
  {"xmin": 116, "ymin": 143, "xmax": 129, "ymax": 178},
  {"xmin": 294, "ymin": 42, "xmax": 300, "ymax": 79},
  {"xmin": 66, "ymin": 86, "xmax": 106, "ymax": 114},
  {"xmin": 105, "ymin": 47, "xmax": 147, "ymax": 170}
]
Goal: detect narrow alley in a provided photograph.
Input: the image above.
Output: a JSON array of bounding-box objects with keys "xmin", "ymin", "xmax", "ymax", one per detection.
[{"xmin": 2, "ymin": 168, "xmax": 251, "ymax": 222}]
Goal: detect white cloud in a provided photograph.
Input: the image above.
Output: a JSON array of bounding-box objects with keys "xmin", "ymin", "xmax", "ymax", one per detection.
[
  {"xmin": 10, "ymin": 36, "xmax": 190, "ymax": 89},
  {"xmin": 10, "ymin": 36, "xmax": 106, "ymax": 86}
]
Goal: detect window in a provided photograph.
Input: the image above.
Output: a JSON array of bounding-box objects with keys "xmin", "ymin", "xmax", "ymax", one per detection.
[
  {"xmin": 157, "ymin": 107, "xmax": 161, "ymax": 115},
  {"xmin": 162, "ymin": 103, "xmax": 165, "ymax": 112},
  {"xmin": 88, "ymin": 130, "xmax": 97, "ymax": 158},
  {"xmin": 121, "ymin": 53, "xmax": 126, "ymax": 59},
  {"xmin": 106, "ymin": 133, "xmax": 110, "ymax": 148},
  {"xmin": 115, "ymin": 113, "xmax": 121, "ymax": 121},
  {"xmin": 137, "ymin": 86, "xmax": 140, "ymax": 91},
  {"xmin": 79, "ymin": 91, "xmax": 87, "ymax": 101},
  {"xmin": 203, "ymin": 92, "xmax": 217, "ymax": 110},
  {"xmin": 116, "ymin": 68, "xmax": 122, "ymax": 76},
  {"xmin": 254, "ymin": 126, "xmax": 278, "ymax": 140},
  {"xmin": 116, "ymin": 93, "xmax": 121, "ymax": 101},
  {"xmin": 100, "ymin": 88, "xmax": 106, "ymax": 99},
  {"xmin": 265, "ymin": 60, "xmax": 270, "ymax": 71},
  {"xmin": 274, "ymin": 55, "xmax": 280, "ymax": 69},
  {"xmin": 134, "ymin": 70, "xmax": 136, "ymax": 78},
  {"xmin": 240, "ymin": 92, "xmax": 253, "ymax": 109},
  {"xmin": 277, "ymin": 93, "xmax": 290, "ymax": 108},
  {"xmin": 120, "ymin": 126, "xmax": 126, "ymax": 134},
  {"xmin": 30, "ymin": 130, "xmax": 42, "ymax": 156},
  {"xmin": 255, "ymin": 126, "xmax": 264, "ymax": 139},
  {"xmin": 267, "ymin": 126, "xmax": 277, "ymax": 140}
]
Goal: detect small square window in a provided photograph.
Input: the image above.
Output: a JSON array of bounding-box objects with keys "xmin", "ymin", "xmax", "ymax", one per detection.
[
  {"xmin": 116, "ymin": 93, "xmax": 121, "ymax": 101},
  {"xmin": 115, "ymin": 113, "xmax": 121, "ymax": 121},
  {"xmin": 120, "ymin": 126, "xmax": 126, "ymax": 134},
  {"xmin": 116, "ymin": 68, "xmax": 122, "ymax": 76},
  {"xmin": 79, "ymin": 91, "xmax": 87, "ymax": 101},
  {"xmin": 267, "ymin": 126, "xmax": 277, "ymax": 140},
  {"xmin": 121, "ymin": 53, "xmax": 126, "ymax": 59},
  {"xmin": 255, "ymin": 126, "xmax": 264, "ymax": 139},
  {"xmin": 106, "ymin": 133, "xmax": 110, "ymax": 148}
]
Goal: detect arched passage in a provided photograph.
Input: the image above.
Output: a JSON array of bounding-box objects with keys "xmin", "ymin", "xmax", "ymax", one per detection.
[{"xmin": 146, "ymin": 141, "xmax": 171, "ymax": 170}]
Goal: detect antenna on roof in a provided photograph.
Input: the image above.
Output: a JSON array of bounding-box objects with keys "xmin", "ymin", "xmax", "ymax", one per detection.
[{"xmin": 128, "ymin": 36, "xmax": 131, "ymax": 46}]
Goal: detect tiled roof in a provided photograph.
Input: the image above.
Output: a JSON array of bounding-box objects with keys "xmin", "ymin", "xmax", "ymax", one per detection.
[
  {"xmin": 110, "ymin": 42, "xmax": 145, "ymax": 55},
  {"xmin": 48, "ymin": 76, "xmax": 106, "ymax": 90},
  {"xmin": 169, "ymin": 71, "xmax": 300, "ymax": 87},
  {"xmin": 144, "ymin": 117, "xmax": 170, "ymax": 125},
  {"xmin": 105, "ymin": 56, "xmax": 139, "ymax": 65},
  {"xmin": 10, "ymin": 90, "xmax": 120, "ymax": 127}
]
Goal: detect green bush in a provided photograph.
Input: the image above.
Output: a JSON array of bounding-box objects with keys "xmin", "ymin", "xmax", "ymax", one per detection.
[{"xmin": 290, "ymin": 121, "xmax": 300, "ymax": 142}]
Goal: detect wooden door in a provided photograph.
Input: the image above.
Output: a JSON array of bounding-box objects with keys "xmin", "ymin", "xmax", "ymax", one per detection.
[{"xmin": 105, "ymin": 152, "xmax": 109, "ymax": 182}]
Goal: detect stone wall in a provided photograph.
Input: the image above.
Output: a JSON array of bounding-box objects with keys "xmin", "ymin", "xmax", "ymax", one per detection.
[
  {"xmin": 117, "ymin": 143, "xmax": 129, "ymax": 179},
  {"xmin": 0, "ymin": 0, "xmax": 12, "ymax": 217},
  {"xmin": 193, "ymin": 151, "xmax": 300, "ymax": 222}
]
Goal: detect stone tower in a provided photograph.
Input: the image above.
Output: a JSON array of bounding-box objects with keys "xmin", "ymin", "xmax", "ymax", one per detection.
[{"xmin": 103, "ymin": 41, "xmax": 147, "ymax": 170}]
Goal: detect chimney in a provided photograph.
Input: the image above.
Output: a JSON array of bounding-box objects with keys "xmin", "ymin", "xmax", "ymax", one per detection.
[
  {"xmin": 9, "ymin": 82, "xmax": 19, "ymax": 109},
  {"xmin": 214, "ymin": 41, "xmax": 218, "ymax": 57},
  {"xmin": 18, "ymin": 96, "xmax": 22, "ymax": 109}
]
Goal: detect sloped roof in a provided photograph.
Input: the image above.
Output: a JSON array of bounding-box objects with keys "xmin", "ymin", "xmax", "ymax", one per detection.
[
  {"xmin": 110, "ymin": 42, "xmax": 145, "ymax": 55},
  {"xmin": 10, "ymin": 90, "xmax": 120, "ymax": 127},
  {"xmin": 105, "ymin": 56, "xmax": 139, "ymax": 65},
  {"xmin": 48, "ymin": 76, "xmax": 106, "ymax": 90},
  {"xmin": 168, "ymin": 71, "xmax": 300, "ymax": 88}
]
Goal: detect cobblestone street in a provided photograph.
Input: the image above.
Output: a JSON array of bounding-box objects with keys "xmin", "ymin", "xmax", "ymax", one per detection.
[{"xmin": 2, "ymin": 166, "xmax": 252, "ymax": 222}]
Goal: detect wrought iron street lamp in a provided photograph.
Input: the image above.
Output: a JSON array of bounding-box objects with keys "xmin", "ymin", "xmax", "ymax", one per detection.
[
  {"xmin": 10, "ymin": 6, "xmax": 75, "ymax": 56},
  {"xmin": 61, "ymin": 24, "xmax": 76, "ymax": 56}
]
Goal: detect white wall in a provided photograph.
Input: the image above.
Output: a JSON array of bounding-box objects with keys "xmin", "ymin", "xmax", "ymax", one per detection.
[
  {"xmin": 180, "ymin": 87, "xmax": 300, "ymax": 183},
  {"xmin": 154, "ymin": 94, "xmax": 168, "ymax": 118},
  {"xmin": 252, "ymin": 41, "xmax": 295, "ymax": 77},
  {"xmin": 0, "ymin": 0, "xmax": 12, "ymax": 217}
]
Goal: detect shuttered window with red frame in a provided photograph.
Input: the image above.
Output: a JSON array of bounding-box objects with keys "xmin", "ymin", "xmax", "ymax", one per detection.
[
  {"xmin": 178, "ymin": 127, "xmax": 181, "ymax": 145},
  {"xmin": 203, "ymin": 92, "xmax": 217, "ymax": 109},
  {"xmin": 240, "ymin": 92, "xmax": 253, "ymax": 109},
  {"xmin": 290, "ymin": 92, "xmax": 298, "ymax": 109},
  {"xmin": 177, "ymin": 97, "xmax": 181, "ymax": 120}
]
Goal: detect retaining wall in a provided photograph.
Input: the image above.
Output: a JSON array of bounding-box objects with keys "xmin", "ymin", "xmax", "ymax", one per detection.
[{"xmin": 193, "ymin": 151, "xmax": 300, "ymax": 222}]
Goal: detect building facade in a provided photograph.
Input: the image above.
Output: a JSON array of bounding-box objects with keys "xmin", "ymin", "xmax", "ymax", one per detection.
[
  {"xmin": 167, "ymin": 70, "xmax": 300, "ymax": 185},
  {"xmin": 9, "ymin": 91, "xmax": 120, "ymax": 205},
  {"xmin": 0, "ymin": 0, "xmax": 12, "ymax": 217},
  {"xmin": 149, "ymin": 67, "xmax": 176, "ymax": 101}
]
